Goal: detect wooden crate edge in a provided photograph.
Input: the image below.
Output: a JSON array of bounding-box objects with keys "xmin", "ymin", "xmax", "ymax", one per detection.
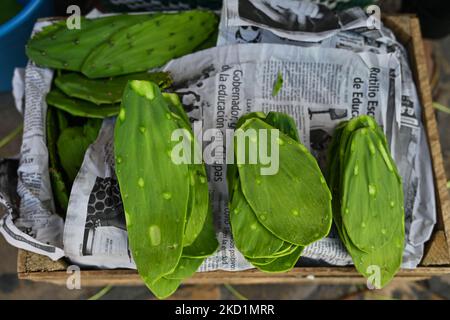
[
  {"xmin": 409, "ymin": 18, "xmax": 450, "ymax": 257},
  {"xmin": 17, "ymin": 266, "xmax": 450, "ymax": 286}
]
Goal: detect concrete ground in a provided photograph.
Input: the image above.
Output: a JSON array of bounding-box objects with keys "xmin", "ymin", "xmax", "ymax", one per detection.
[{"xmin": 0, "ymin": 34, "xmax": 449, "ymax": 300}]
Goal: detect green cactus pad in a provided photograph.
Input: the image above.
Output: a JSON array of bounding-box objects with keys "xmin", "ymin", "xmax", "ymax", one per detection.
[
  {"xmin": 46, "ymin": 106, "xmax": 59, "ymax": 170},
  {"xmin": 228, "ymin": 112, "xmax": 330, "ymax": 270},
  {"xmin": 31, "ymin": 21, "xmax": 66, "ymax": 41},
  {"xmin": 146, "ymin": 277, "xmax": 182, "ymax": 300},
  {"xmin": 228, "ymin": 111, "xmax": 298, "ymax": 199},
  {"xmin": 337, "ymin": 116, "xmax": 400, "ymax": 181},
  {"xmin": 56, "ymin": 119, "xmax": 101, "ymax": 183},
  {"xmin": 46, "ymin": 106, "xmax": 70, "ymax": 214},
  {"xmin": 49, "ymin": 168, "xmax": 69, "ymax": 214},
  {"xmin": 115, "ymin": 81, "xmax": 217, "ymax": 298},
  {"xmin": 328, "ymin": 115, "xmax": 404, "ymax": 288},
  {"xmin": 348, "ymin": 221, "xmax": 404, "ymax": 288},
  {"xmin": 230, "ymin": 180, "xmax": 284, "ymax": 258},
  {"xmin": 115, "ymin": 80, "xmax": 190, "ymax": 284},
  {"xmin": 335, "ymin": 201, "xmax": 404, "ymax": 288},
  {"xmin": 55, "ymin": 71, "xmax": 173, "ymax": 105},
  {"xmin": 47, "ymin": 89, "xmax": 120, "ymax": 119},
  {"xmin": 326, "ymin": 120, "xmax": 347, "ymax": 184},
  {"xmin": 228, "ymin": 112, "xmax": 267, "ymax": 198},
  {"xmin": 236, "ymin": 118, "xmax": 332, "ymax": 246},
  {"xmin": 27, "ymin": 14, "xmax": 154, "ymax": 71},
  {"xmin": 264, "ymin": 111, "xmax": 300, "ymax": 141},
  {"xmin": 164, "ymin": 257, "xmax": 204, "ymax": 280},
  {"xmin": 82, "ymin": 10, "xmax": 218, "ymax": 78},
  {"xmin": 235, "ymin": 111, "xmax": 266, "ymax": 130},
  {"xmin": 55, "ymin": 109, "xmax": 69, "ymax": 132},
  {"xmin": 181, "ymin": 205, "xmax": 218, "ymax": 259},
  {"xmin": 183, "ymin": 167, "xmax": 210, "ymax": 247},
  {"xmin": 272, "ymin": 243, "xmax": 299, "ymax": 257},
  {"xmin": 341, "ymin": 128, "xmax": 403, "ymax": 252},
  {"xmin": 162, "ymin": 92, "xmax": 210, "ymax": 247}
]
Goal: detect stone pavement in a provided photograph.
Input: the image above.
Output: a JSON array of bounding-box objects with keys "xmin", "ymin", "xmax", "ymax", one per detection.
[{"xmin": 0, "ymin": 35, "xmax": 449, "ymax": 300}]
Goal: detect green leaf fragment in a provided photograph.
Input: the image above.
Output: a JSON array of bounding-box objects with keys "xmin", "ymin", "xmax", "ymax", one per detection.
[
  {"xmin": 161, "ymin": 92, "xmax": 209, "ymax": 248},
  {"xmin": 272, "ymin": 72, "xmax": 283, "ymax": 97},
  {"xmin": 433, "ymin": 102, "xmax": 450, "ymax": 114},
  {"xmin": 194, "ymin": 28, "xmax": 218, "ymax": 51}
]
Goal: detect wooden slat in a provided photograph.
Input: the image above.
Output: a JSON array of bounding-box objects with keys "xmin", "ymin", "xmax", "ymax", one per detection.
[
  {"xmin": 383, "ymin": 15, "xmax": 412, "ymax": 44},
  {"xmin": 409, "ymin": 18, "xmax": 450, "ymax": 252},
  {"xmin": 17, "ymin": 267, "xmax": 450, "ymax": 286}
]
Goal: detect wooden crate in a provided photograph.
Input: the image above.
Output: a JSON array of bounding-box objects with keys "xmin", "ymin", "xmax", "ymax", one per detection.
[{"xmin": 17, "ymin": 15, "xmax": 450, "ymax": 286}]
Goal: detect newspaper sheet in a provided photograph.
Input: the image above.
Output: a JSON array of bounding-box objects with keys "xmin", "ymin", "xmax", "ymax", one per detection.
[{"xmin": 215, "ymin": 0, "xmax": 436, "ymax": 268}]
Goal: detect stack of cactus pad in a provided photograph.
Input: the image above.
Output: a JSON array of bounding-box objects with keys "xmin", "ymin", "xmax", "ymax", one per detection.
[
  {"xmin": 27, "ymin": 11, "xmax": 218, "ymax": 77},
  {"xmin": 34, "ymin": 10, "xmax": 217, "ymax": 214},
  {"xmin": 114, "ymin": 80, "xmax": 218, "ymax": 299},
  {"xmin": 228, "ymin": 112, "xmax": 333, "ymax": 272},
  {"xmin": 28, "ymin": 10, "xmax": 217, "ymax": 119},
  {"xmin": 327, "ymin": 115, "xmax": 405, "ymax": 288},
  {"xmin": 46, "ymin": 102, "xmax": 103, "ymax": 214},
  {"xmin": 44, "ymin": 72, "xmax": 172, "ymax": 213}
]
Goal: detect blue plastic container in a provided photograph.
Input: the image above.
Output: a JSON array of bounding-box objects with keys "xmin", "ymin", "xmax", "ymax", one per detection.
[{"xmin": 0, "ymin": 0, "xmax": 54, "ymax": 92}]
